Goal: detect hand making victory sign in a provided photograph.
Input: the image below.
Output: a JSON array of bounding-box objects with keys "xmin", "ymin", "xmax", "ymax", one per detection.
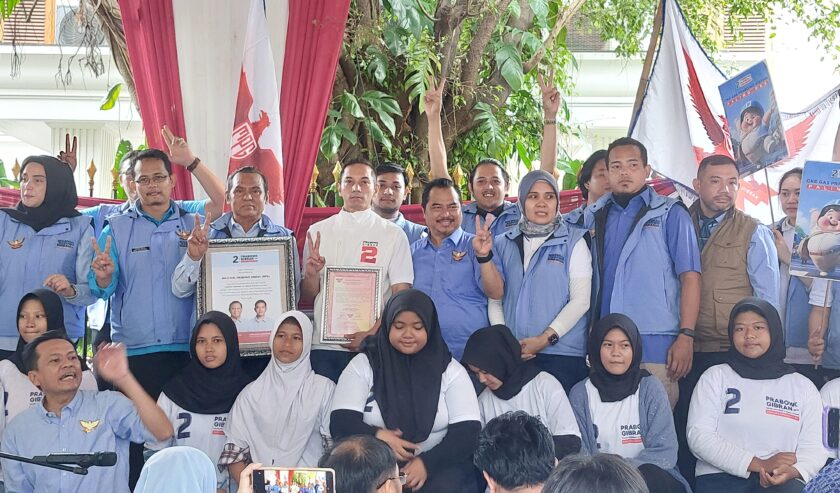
[
  {"xmin": 472, "ymin": 214, "xmax": 495, "ymax": 258},
  {"xmin": 187, "ymin": 213, "xmax": 213, "ymax": 261},
  {"xmin": 91, "ymin": 236, "xmax": 115, "ymax": 288},
  {"xmin": 58, "ymin": 133, "xmax": 78, "ymax": 171}
]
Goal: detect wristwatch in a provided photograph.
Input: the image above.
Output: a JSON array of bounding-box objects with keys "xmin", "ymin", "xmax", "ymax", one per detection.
[
  {"xmin": 679, "ymin": 328, "xmax": 696, "ymax": 339},
  {"xmin": 546, "ymin": 331, "xmax": 560, "ymax": 346}
]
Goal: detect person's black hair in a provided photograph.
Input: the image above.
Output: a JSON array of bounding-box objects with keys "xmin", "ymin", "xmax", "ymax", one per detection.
[
  {"xmin": 341, "ymin": 157, "xmax": 375, "ymax": 181},
  {"xmin": 468, "ymin": 158, "xmax": 510, "ymax": 187},
  {"xmin": 778, "ymin": 167, "xmax": 803, "ymax": 192},
  {"xmin": 696, "ymin": 154, "xmax": 737, "ymax": 178},
  {"xmin": 318, "ymin": 435, "xmax": 396, "ymax": 493},
  {"xmin": 227, "ymin": 166, "xmax": 269, "ymax": 196},
  {"xmin": 542, "ymin": 454, "xmax": 649, "ymax": 493},
  {"xmin": 474, "ymin": 411, "xmax": 556, "ymax": 490},
  {"xmin": 119, "ymin": 150, "xmax": 141, "ymax": 177},
  {"xmin": 421, "ymin": 178, "xmax": 460, "ymax": 209},
  {"xmin": 133, "ymin": 149, "xmax": 173, "ymax": 178},
  {"xmin": 374, "ymin": 162, "xmax": 409, "ymax": 187},
  {"xmin": 228, "ymin": 300, "xmax": 242, "ymax": 309},
  {"xmin": 577, "ymin": 149, "xmax": 608, "ymax": 200},
  {"xmin": 22, "ymin": 330, "xmax": 75, "ymax": 373},
  {"xmin": 606, "ymin": 137, "xmax": 648, "ymax": 167},
  {"xmin": 254, "ymin": 300, "xmax": 267, "ymax": 308}
]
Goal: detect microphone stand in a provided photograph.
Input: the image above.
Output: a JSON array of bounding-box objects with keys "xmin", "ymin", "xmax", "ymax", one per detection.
[{"xmin": 0, "ymin": 452, "xmax": 88, "ymax": 475}]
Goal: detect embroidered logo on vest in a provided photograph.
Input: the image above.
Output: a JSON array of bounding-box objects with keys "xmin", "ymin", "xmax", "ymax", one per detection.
[
  {"xmin": 643, "ymin": 218, "xmax": 661, "ymax": 228},
  {"xmin": 451, "ymin": 251, "xmax": 466, "ymax": 261},
  {"xmin": 80, "ymin": 419, "xmax": 101, "ymax": 433},
  {"xmin": 56, "ymin": 239, "xmax": 75, "ymax": 249},
  {"xmin": 547, "ymin": 253, "xmax": 565, "ymax": 264},
  {"xmin": 7, "ymin": 239, "xmax": 24, "ymax": 249}
]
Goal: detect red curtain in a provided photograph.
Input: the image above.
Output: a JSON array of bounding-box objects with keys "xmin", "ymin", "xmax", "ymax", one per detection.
[
  {"xmin": 280, "ymin": 0, "xmax": 351, "ymax": 232},
  {"xmin": 117, "ymin": 0, "xmax": 194, "ymax": 200}
]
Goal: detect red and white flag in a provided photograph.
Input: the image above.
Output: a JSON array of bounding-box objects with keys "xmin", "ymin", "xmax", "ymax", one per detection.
[
  {"xmin": 630, "ymin": 0, "xmax": 840, "ymax": 223},
  {"xmin": 227, "ymin": 0, "xmax": 285, "ymax": 225}
]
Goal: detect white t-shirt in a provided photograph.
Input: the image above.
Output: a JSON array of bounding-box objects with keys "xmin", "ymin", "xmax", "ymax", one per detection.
[
  {"xmin": 687, "ymin": 364, "xmax": 827, "ymax": 481},
  {"xmin": 331, "ymin": 354, "xmax": 480, "ymax": 453},
  {"xmin": 0, "ymin": 359, "xmax": 97, "ymax": 438},
  {"xmin": 820, "ymin": 377, "xmax": 840, "ymax": 458},
  {"xmin": 478, "ymin": 372, "xmax": 580, "ymax": 438},
  {"xmin": 305, "ymin": 209, "xmax": 414, "ymax": 351},
  {"xmin": 584, "ymin": 379, "xmax": 644, "ymax": 459},
  {"xmin": 145, "ymin": 393, "xmax": 230, "ymax": 489}
]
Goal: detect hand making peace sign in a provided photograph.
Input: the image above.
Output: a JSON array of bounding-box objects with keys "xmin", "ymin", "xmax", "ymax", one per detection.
[
  {"xmin": 91, "ymin": 236, "xmax": 115, "ymax": 288},
  {"xmin": 423, "ymin": 74, "xmax": 445, "ymax": 117},
  {"xmin": 305, "ymin": 231, "xmax": 326, "ymax": 279},
  {"xmin": 187, "ymin": 213, "xmax": 213, "ymax": 261},
  {"xmin": 537, "ymin": 69, "xmax": 561, "ymax": 119},
  {"xmin": 471, "ymin": 214, "xmax": 495, "ymax": 258}
]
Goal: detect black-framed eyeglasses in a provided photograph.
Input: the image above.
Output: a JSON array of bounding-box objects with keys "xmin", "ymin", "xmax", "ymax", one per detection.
[{"xmin": 377, "ymin": 473, "xmax": 406, "ymax": 488}]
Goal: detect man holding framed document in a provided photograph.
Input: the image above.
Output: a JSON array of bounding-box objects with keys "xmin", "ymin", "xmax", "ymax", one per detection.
[{"xmin": 302, "ymin": 158, "xmax": 414, "ymax": 382}]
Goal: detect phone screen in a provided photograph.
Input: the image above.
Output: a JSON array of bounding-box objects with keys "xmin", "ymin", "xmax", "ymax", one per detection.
[
  {"xmin": 823, "ymin": 407, "xmax": 840, "ymax": 451},
  {"xmin": 252, "ymin": 467, "xmax": 335, "ymax": 493}
]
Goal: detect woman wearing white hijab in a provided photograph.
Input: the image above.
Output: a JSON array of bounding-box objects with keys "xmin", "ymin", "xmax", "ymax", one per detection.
[{"xmin": 220, "ymin": 311, "xmax": 335, "ymax": 481}]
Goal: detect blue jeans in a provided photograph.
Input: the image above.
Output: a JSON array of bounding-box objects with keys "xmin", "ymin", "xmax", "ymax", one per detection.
[
  {"xmin": 695, "ymin": 473, "xmax": 804, "ymax": 493},
  {"xmin": 533, "ymin": 354, "xmax": 588, "ymax": 393}
]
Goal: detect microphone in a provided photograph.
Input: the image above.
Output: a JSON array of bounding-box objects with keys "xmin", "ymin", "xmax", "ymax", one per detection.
[{"xmin": 31, "ymin": 452, "xmax": 117, "ymax": 467}]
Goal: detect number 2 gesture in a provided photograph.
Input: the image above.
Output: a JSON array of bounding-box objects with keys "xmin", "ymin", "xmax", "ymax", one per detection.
[
  {"xmin": 472, "ymin": 214, "xmax": 495, "ymax": 258},
  {"xmin": 537, "ymin": 69, "xmax": 561, "ymax": 119},
  {"xmin": 91, "ymin": 236, "xmax": 115, "ymax": 288},
  {"xmin": 423, "ymin": 74, "xmax": 445, "ymax": 117},
  {"xmin": 305, "ymin": 231, "xmax": 326, "ymax": 278},
  {"xmin": 187, "ymin": 213, "xmax": 212, "ymax": 261}
]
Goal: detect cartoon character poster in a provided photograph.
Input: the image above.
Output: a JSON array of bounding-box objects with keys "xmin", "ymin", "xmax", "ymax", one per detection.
[
  {"xmin": 718, "ymin": 60, "xmax": 789, "ymax": 176},
  {"xmin": 790, "ymin": 161, "xmax": 840, "ymax": 280}
]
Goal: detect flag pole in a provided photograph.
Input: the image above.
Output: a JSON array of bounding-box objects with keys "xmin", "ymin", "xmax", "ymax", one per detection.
[{"xmin": 631, "ymin": 0, "xmax": 665, "ymax": 122}]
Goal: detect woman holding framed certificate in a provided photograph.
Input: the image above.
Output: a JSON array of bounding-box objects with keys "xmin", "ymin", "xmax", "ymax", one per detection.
[{"xmin": 329, "ymin": 289, "xmax": 481, "ymax": 492}]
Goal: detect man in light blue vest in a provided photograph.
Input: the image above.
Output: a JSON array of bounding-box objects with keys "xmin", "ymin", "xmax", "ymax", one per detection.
[
  {"xmin": 88, "ymin": 147, "xmax": 201, "ymax": 487},
  {"xmin": 373, "ymin": 162, "xmax": 425, "ymax": 245},
  {"xmin": 586, "ymin": 137, "xmax": 701, "ymax": 407}
]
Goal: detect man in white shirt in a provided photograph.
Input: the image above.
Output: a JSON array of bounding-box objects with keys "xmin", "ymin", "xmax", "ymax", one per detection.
[{"xmin": 301, "ymin": 158, "xmax": 413, "ymax": 382}]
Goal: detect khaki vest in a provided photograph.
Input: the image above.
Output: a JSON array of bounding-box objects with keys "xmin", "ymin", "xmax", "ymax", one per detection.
[{"xmin": 689, "ymin": 204, "xmax": 758, "ymax": 352}]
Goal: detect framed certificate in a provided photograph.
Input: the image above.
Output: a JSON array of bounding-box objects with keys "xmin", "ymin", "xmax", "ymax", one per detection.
[
  {"xmin": 197, "ymin": 237, "xmax": 296, "ymax": 356},
  {"xmin": 320, "ymin": 266, "xmax": 382, "ymax": 344}
]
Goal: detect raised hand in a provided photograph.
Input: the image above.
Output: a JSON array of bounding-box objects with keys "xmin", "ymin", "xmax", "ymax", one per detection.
[
  {"xmin": 423, "ymin": 74, "xmax": 445, "ymax": 116},
  {"xmin": 304, "ymin": 231, "xmax": 326, "ymax": 278},
  {"xmin": 472, "ymin": 214, "xmax": 495, "ymax": 258},
  {"xmin": 187, "ymin": 213, "xmax": 212, "ymax": 261},
  {"xmin": 91, "ymin": 236, "xmax": 115, "ymax": 288},
  {"xmin": 161, "ymin": 125, "xmax": 197, "ymax": 167},
  {"xmin": 537, "ymin": 69, "xmax": 561, "ymax": 119},
  {"xmin": 58, "ymin": 133, "xmax": 78, "ymax": 171},
  {"xmin": 43, "ymin": 274, "xmax": 76, "ymax": 298},
  {"xmin": 94, "ymin": 342, "xmax": 130, "ymax": 384}
]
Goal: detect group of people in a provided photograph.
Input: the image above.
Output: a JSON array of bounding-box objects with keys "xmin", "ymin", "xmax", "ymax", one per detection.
[{"xmin": 0, "ymin": 83, "xmax": 838, "ymax": 493}]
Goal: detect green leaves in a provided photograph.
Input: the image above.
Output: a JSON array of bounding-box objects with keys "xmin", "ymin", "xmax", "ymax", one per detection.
[
  {"xmin": 0, "ymin": 158, "xmax": 19, "ymax": 189},
  {"xmin": 361, "ymin": 90, "xmax": 401, "ymax": 136},
  {"xmin": 495, "ymin": 43, "xmax": 524, "ymax": 91},
  {"xmin": 1, "ymin": 0, "xmax": 21, "ymax": 20},
  {"xmin": 319, "ymin": 91, "xmax": 400, "ymax": 160},
  {"xmin": 99, "ymin": 83, "xmax": 123, "ymax": 111}
]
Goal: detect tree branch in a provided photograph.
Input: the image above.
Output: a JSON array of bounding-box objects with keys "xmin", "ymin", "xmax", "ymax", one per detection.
[
  {"xmin": 523, "ymin": 0, "xmax": 586, "ymax": 73},
  {"xmin": 460, "ymin": 0, "xmax": 512, "ymax": 100}
]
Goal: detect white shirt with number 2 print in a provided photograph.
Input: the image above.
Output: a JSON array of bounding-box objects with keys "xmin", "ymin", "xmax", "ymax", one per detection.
[
  {"xmin": 687, "ymin": 364, "xmax": 827, "ymax": 482},
  {"xmin": 305, "ymin": 208, "xmax": 414, "ymax": 352}
]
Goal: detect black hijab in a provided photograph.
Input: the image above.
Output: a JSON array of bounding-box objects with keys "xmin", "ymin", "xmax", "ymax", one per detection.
[
  {"xmin": 588, "ymin": 313, "xmax": 649, "ymax": 403},
  {"xmin": 1, "ymin": 156, "xmax": 81, "ymax": 232},
  {"xmin": 162, "ymin": 311, "xmax": 252, "ymax": 414},
  {"xmin": 726, "ymin": 297, "xmax": 795, "ymax": 380},
  {"xmin": 9, "ymin": 289, "xmax": 86, "ymax": 373},
  {"xmin": 363, "ymin": 289, "xmax": 451, "ymax": 444},
  {"xmin": 462, "ymin": 325, "xmax": 541, "ymax": 400}
]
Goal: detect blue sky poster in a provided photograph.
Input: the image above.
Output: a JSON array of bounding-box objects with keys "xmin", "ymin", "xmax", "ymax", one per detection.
[{"xmin": 790, "ymin": 160, "xmax": 840, "ymax": 280}]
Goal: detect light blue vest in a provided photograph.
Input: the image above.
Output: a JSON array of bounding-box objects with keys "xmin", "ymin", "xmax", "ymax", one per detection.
[
  {"xmin": 494, "ymin": 223, "xmax": 589, "ymax": 357},
  {"xmin": 207, "ymin": 212, "xmax": 293, "ymax": 239},
  {"xmin": 107, "ymin": 204, "xmax": 197, "ymax": 350},
  {"xmin": 590, "ymin": 191, "xmax": 682, "ymax": 337},
  {"xmin": 462, "ymin": 201, "xmax": 520, "ymax": 237},
  {"xmin": 821, "ymin": 282, "xmax": 840, "ymax": 369},
  {"xmin": 0, "ymin": 212, "xmax": 92, "ymax": 345}
]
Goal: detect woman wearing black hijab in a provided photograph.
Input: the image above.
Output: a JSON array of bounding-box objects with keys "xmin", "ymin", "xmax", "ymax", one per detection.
[
  {"xmin": 0, "ymin": 155, "xmax": 97, "ymax": 353},
  {"xmin": 688, "ymin": 297, "xmax": 827, "ymax": 493},
  {"xmin": 462, "ymin": 324, "xmax": 581, "ymax": 459},
  {"xmin": 145, "ymin": 311, "xmax": 251, "ymax": 491},
  {"xmin": 569, "ymin": 313, "xmax": 689, "ymax": 493},
  {"xmin": 0, "ymin": 290, "xmax": 96, "ymax": 439},
  {"xmin": 330, "ymin": 289, "xmax": 481, "ymax": 492}
]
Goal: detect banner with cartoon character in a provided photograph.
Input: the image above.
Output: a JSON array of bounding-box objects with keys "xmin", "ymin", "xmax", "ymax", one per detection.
[
  {"xmin": 790, "ymin": 160, "xmax": 840, "ymax": 280},
  {"xmin": 718, "ymin": 61, "xmax": 790, "ymax": 176}
]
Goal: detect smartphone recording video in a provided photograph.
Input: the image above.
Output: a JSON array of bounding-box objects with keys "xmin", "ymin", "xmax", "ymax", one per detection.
[{"xmin": 252, "ymin": 467, "xmax": 335, "ymax": 493}]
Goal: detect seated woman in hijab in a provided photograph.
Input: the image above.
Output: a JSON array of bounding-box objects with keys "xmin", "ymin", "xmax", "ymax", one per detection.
[
  {"xmin": 0, "ymin": 156, "xmax": 98, "ymax": 353},
  {"xmin": 145, "ymin": 311, "xmax": 252, "ymax": 493},
  {"xmin": 688, "ymin": 297, "xmax": 827, "ymax": 493},
  {"xmin": 461, "ymin": 324, "xmax": 581, "ymax": 459},
  {"xmin": 569, "ymin": 313, "xmax": 689, "ymax": 493},
  {"xmin": 330, "ymin": 289, "xmax": 481, "ymax": 493},
  {"xmin": 220, "ymin": 311, "xmax": 334, "ymax": 481},
  {"xmin": 488, "ymin": 169, "xmax": 591, "ymax": 393},
  {"xmin": 0, "ymin": 289, "xmax": 97, "ymax": 438},
  {"xmin": 135, "ymin": 446, "xmax": 217, "ymax": 493}
]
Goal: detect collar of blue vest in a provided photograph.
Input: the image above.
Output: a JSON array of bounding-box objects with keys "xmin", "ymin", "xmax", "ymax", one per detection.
[
  {"xmin": 503, "ymin": 218, "xmax": 569, "ymax": 242},
  {"xmin": 462, "ymin": 200, "xmax": 515, "ymax": 215},
  {"xmin": 126, "ymin": 200, "xmax": 183, "ymax": 223},
  {"xmin": 591, "ymin": 186, "xmax": 667, "ymax": 213}
]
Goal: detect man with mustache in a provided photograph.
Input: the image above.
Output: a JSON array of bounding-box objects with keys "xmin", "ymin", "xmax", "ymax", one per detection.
[{"xmin": 372, "ymin": 162, "xmax": 425, "ymax": 245}]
